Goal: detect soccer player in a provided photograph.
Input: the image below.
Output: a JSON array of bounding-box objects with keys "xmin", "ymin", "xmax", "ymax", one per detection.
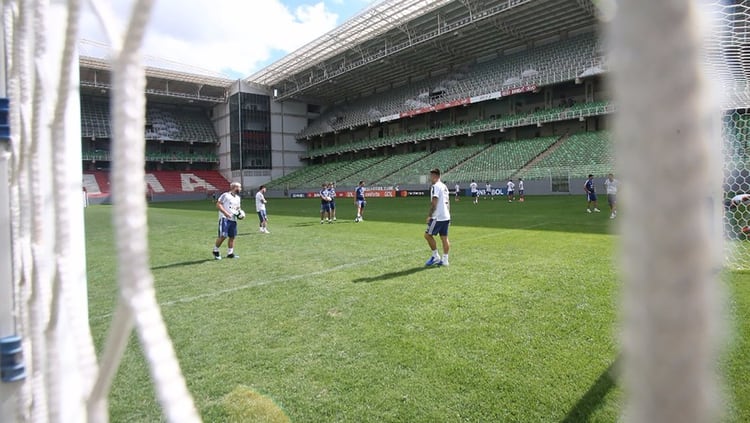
[
  {"xmin": 518, "ymin": 178, "xmax": 525, "ymax": 202},
  {"xmin": 213, "ymin": 182, "xmax": 242, "ymax": 260},
  {"xmin": 506, "ymin": 178, "xmax": 515, "ymax": 202},
  {"xmin": 604, "ymin": 173, "xmax": 619, "ymax": 219},
  {"xmin": 485, "ymin": 181, "xmax": 493, "ymax": 200},
  {"xmin": 424, "ymin": 168, "xmax": 451, "ymax": 267},
  {"xmin": 355, "ymin": 180, "xmax": 366, "ymax": 222},
  {"xmin": 454, "ymin": 182, "xmax": 460, "ymax": 202},
  {"xmin": 256, "ymin": 185, "xmax": 270, "ymax": 233},
  {"xmin": 328, "ymin": 182, "xmax": 337, "ymax": 221},
  {"xmin": 320, "ymin": 183, "xmax": 332, "ymax": 224},
  {"xmin": 470, "ymin": 179, "xmax": 479, "ymax": 204},
  {"xmin": 585, "ymin": 174, "xmax": 601, "ymax": 213},
  {"xmin": 725, "ymin": 193, "xmax": 750, "ymax": 209}
]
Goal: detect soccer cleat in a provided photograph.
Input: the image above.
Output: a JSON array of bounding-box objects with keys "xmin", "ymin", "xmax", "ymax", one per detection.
[
  {"xmin": 594, "ymin": 208, "xmax": 601, "ymax": 212},
  {"xmin": 321, "ymin": 220, "xmax": 324, "ymax": 224},
  {"xmin": 438, "ymin": 260, "xmax": 449, "ymax": 267},
  {"xmin": 213, "ymin": 251, "xmax": 221, "ymax": 260},
  {"xmin": 333, "ymin": 217, "xmax": 337, "ymax": 221},
  {"xmin": 227, "ymin": 253, "xmax": 238, "ymax": 259},
  {"xmin": 587, "ymin": 209, "xmax": 592, "ymax": 213},
  {"xmin": 425, "ymin": 256, "xmax": 440, "ymax": 266}
]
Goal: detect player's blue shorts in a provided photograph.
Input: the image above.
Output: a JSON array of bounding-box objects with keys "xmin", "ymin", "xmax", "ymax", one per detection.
[
  {"xmin": 330, "ymin": 200, "xmax": 336, "ymax": 209},
  {"xmin": 257, "ymin": 210, "xmax": 267, "ymax": 223},
  {"xmin": 356, "ymin": 199, "xmax": 366, "ymax": 208},
  {"xmin": 507, "ymin": 190, "xmax": 514, "ymax": 196},
  {"xmin": 472, "ymin": 192, "xmax": 478, "ymax": 197},
  {"xmin": 321, "ymin": 202, "xmax": 331, "ymax": 212},
  {"xmin": 218, "ymin": 217, "xmax": 237, "ymax": 238},
  {"xmin": 587, "ymin": 192, "xmax": 598, "ymax": 202},
  {"xmin": 425, "ymin": 219, "xmax": 450, "ymax": 236},
  {"xmin": 519, "ymin": 190, "xmax": 524, "ymax": 195}
]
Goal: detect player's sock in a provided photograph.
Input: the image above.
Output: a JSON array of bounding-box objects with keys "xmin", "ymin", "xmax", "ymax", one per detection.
[
  {"xmin": 442, "ymin": 254, "xmax": 449, "ymax": 262},
  {"xmin": 227, "ymin": 248, "xmax": 234, "ymax": 255},
  {"xmin": 213, "ymin": 246, "xmax": 219, "ymax": 253},
  {"xmin": 432, "ymin": 250, "xmax": 439, "ymax": 258}
]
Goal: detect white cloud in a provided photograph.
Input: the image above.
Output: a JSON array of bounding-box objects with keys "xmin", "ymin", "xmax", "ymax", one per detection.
[{"xmin": 80, "ymin": 0, "xmax": 340, "ymax": 78}]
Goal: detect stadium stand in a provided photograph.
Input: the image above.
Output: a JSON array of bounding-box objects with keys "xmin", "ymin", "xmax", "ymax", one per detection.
[
  {"xmin": 82, "ymin": 170, "xmax": 230, "ymax": 195},
  {"xmin": 299, "ymin": 33, "xmax": 602, "ymax": 139},
  {"xmin": 445, "ymin": 136, "xmax": 560, "ymax": 183}
]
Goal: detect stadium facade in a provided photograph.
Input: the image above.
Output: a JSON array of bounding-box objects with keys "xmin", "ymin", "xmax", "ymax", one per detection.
[{"xmin": 79, "ymin": 0, "xmax": 616, "ymax": 197}]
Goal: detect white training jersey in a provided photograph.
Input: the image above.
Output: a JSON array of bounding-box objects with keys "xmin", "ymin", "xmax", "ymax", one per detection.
[
  {"xmin": 455, "ymin": 184, "xmax": 460, "ymax": 192},
  {"xmin": 605, "ymin": 178, "xmax": 619, "ymax": 195},
  {"xmin": 470, "ymin": 182, "xmax": 478, "ymax": 193},
  {"xmin": 218, "ymin": 191, "xmax": 241, "ymax": 221},
  {"xmin": 431, "ymin": 180, "xmax": 451, "ymax": 221},
  {"xmin": 732, "ymin": 194, "xmax": 750, "ymax": 204},
  {"xmin": 507, "ymin": 181, "xmax": 515, "ymax": 191},
  {"xmin": 255, "ymin": 191, "xmax": 267, "ymax": 212},
  {"xmin": 486, "ymin": 183, "xmax": 491, "ymax": 192},
  {"xmin": 518, "ymin": 180, "xmax": 524, "ymax": 191}
]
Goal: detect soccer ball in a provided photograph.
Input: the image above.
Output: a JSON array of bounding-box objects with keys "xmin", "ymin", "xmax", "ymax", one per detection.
[{"xmin": 236, "ymin": 209, "xmax": 246, "ymax": 220}]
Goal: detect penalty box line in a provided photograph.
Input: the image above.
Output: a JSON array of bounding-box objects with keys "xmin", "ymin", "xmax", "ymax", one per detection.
[{"xmin": 91, "ymin": 222, "xmax": 548, "ymax": 321}]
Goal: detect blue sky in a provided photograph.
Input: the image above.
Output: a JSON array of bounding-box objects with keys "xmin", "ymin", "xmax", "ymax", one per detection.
[{"xmin": 80, "ymin": 0, "xmax": 377, "ymax": 79}]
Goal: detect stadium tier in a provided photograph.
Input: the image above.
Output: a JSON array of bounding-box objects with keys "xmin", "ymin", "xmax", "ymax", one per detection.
[
  {"xmin": 522, "ymin": 131, "xmax": 613, "ymax": 179},
  {"xmin": 445, "ymin": 136, "xmax": 560, "ymax": 183},
  {"xmin": 81, "ymin": 96, "xmax": 217, "ymax": 143},
  {"xmin": 304, "ymin": 101, "xmax": 612, "ymax": 159},
  {"xmin": 299, "ymin": 33, "xmax": 602, "ymax": 139},
  {"xmin": 380, "ymin": 145, "xmax": 487, "ymax": 186},
  {"xmin": 336, "ymin": 151, "xmax": 431, "ymax": 186}
]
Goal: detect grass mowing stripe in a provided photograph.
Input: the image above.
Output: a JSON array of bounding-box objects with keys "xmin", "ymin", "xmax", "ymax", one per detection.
[{"xmin": 90, "ymin": 221, "xmax": 550, "ymax": 321}]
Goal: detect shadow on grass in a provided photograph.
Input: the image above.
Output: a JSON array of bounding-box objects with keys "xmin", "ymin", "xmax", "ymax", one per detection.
[
  {"xmin": 152, "ymin": 259, "xmax": 213, "ymax": 270},
  {"xmin": 561, "ymin": 355, "xmax": 621, "ymax": 423},
  {"xmin": 353, "ymin": 266, "xmax": 435, "ymax": 283}
]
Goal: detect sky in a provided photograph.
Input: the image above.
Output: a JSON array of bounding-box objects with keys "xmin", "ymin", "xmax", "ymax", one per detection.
[{"xmin": 80, "ymin": 0, "xmax": 378, "ymax": 79}]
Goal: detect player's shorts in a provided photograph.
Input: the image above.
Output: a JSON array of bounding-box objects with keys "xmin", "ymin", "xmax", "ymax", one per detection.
[
  {"xmin": 472, "ymin": 192, "xmax": 478, "ymax": 198},
  {"xmin": 507, "ymin": 190, "xmax": 514, "ymax": 196},
  {"xmin": 356, "ymin": 200, "xmax": 366, "ymax": 209},
  {"xmin": 320, "ymin": 202, "xmax": 331, "ymax": 212},
  {"xmin": 607, "ymin": 194, "xmax": 616, "ymax": 206},
  {"xmin": 425, "ymin": 219, "xmax": 450, "ymax": 236},
  {"xmin": 587, "ymin": 192, "xmax": 598, "ymax": 202},
  {"xmin": 330, "ymin": 200, "xmax": 336, "ymax": 209},
  {"xmin": 519, "ymin": 190, "xmax": 524, "ymax": 196},
  {"xmin": 257, "ymin": 210, "xmax": 267, "ymax": 223},
  {"xmin": 218, "ymin": 217, "xmax": 238, "ymax": 238}
]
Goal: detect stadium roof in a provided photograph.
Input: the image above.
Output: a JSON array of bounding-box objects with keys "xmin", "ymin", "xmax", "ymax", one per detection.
[
  {"xmin": 248, "ymin": 0, "xmax": 603, "ymax": 103},
  {"xmin": 246, "ymin": 0, "xmax": 455, "ymax": 86},
  {"xmin": 79, "ymin": 39, "xmax": 235, "ymax": 88}
]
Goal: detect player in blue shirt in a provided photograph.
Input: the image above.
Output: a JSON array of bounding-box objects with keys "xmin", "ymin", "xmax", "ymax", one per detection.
[
  {"xmin": 584, "ymin": 174, "xmax": 601, "ymax": 213},
  {"xmin": 355, "ymin": 180, "xmax": 366, "ymax": 222},
  {"xmin": 320, "ymin": 183, "xmax": 332, "ymax": 223}
]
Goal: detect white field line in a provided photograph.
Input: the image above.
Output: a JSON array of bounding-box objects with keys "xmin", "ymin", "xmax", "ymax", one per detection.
[{"xmin": 91, "ymin": 222, "xmax": 549, "ymax": 321}]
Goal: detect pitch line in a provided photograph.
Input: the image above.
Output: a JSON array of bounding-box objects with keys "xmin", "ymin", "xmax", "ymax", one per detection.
[{"xmin": 90, "ymin": 222, "xmax": 548, "ymax": 321}]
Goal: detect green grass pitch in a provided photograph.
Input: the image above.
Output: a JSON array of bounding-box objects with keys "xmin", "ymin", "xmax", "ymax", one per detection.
[{"xmin": 84, "ymin": 195, "xmax": 750, "ymax": 422}]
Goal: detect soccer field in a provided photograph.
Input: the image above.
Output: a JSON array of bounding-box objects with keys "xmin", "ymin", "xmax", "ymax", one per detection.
[{"xmin": 84, "ymin": 196, "xmax": 750, "ymax": 422}]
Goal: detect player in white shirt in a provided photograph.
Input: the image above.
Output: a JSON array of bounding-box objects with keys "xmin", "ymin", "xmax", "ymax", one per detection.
[
  {"xmin": 425, "ymin": 168, "xmax": 451, "ymax": 267},
  {"xmin": 604, "ymin": 174, "xmax": 619, "ymax": 219},
  {"xmin": 470, "ymin": 180, "xmax": 479, "ymax": 204},
  {"xmin": 506, "ymin": 179, "xmax": 515, "ymax": 202},
  {"xmin": 725, "ymin": 193, "xmax": 750, "ymax": 209},
  {"xmin": 485, "ymin": 182, "xmax": 493, "ymax": 200},
  {"xmin": 454, "ymin": 182, "xmax": 460, "ymax": 202},
  {"xmin": 518, "ymin": 178, "xmax": 525, "ymax": 202},
  {"xmin": 256, "ymin": 185, "xmax": 270, "ymax": 233},
  {"xmin": 213, "ymin": 182, "xmax": 243, "ymax": 259}
]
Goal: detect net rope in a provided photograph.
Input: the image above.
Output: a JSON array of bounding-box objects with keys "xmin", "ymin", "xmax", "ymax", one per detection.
[{"xmin": 4, "ymin": 0, "xmax": 200, "ymax": 421}]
